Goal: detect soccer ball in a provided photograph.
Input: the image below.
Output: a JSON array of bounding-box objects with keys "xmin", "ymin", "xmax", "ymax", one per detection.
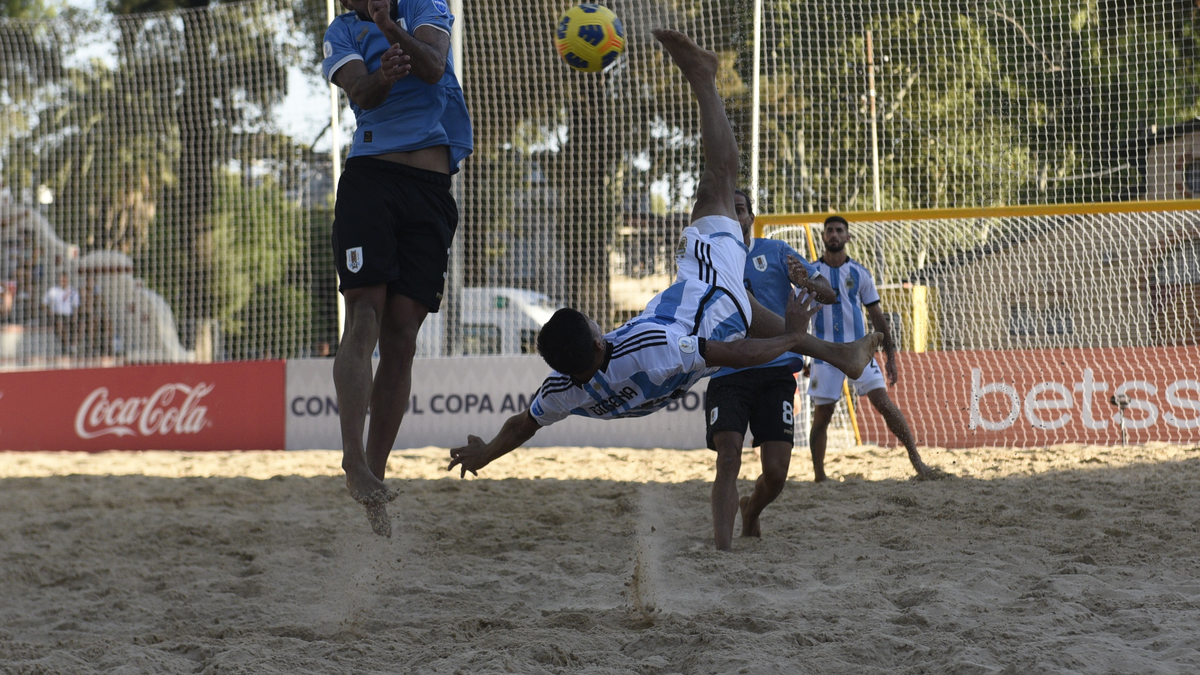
[{"xmin": 555, "ymin": 4, "xmax": 625, "ymax": 73}]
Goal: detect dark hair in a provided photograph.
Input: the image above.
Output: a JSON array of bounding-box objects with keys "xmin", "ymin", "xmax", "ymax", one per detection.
[
  {"xmin": 733, "ymin": 189, "xmax": 754, "ymax": 218},
  {"xmin": 824, "ymin": 215, "xmax": 849, "ymax": 229},
  {"xmin": 536, "ymin": 308, "xmax": 596, "ymax": 374}
]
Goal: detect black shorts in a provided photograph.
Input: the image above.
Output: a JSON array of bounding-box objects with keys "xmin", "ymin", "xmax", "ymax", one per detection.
[
  {"xmin": 332, "ymin": 156, "xmax": 459, "ymax": 311},
  {"xmin": 704, "ymin": 365, "xmax": 798, "ymax": 450}
]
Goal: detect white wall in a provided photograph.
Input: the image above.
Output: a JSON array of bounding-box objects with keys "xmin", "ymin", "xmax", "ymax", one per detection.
[{"xmin": 286, "ymin": 356, "xmax": 709, "ymax": 451}]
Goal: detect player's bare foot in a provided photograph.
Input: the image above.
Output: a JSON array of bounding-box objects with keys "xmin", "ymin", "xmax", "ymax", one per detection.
[
  {"xmin": 738, "ymin": 496, "xmax": 761, "ymax": 538},
  {"xmin": 365, "ymin": 502, "xmax": 392, "ymax": 538},
  {"xmin": 344, "ymin": 463, "xmax": 398, "ymax": 506},
  {"xmin": 652, "ymin": 29, "xmax": 719, "ymax": 85},
  {"xmin": 832, "ymin": 332, "xmax": 884, "ymax": 380},
  {"xmin": 915, "ymin": 464, "xmax": 953, "ymax": 480}
]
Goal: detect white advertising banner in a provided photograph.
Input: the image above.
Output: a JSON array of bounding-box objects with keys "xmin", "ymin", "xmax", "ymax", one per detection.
[{"xmin": 286, "ymin": 357, "xmax": 709, "ymax": 451}]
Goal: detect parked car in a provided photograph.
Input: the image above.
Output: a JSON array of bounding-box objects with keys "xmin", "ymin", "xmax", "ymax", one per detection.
[{"xmin": 414, "ymin": 287, "xmax": 563, "ymax": 357}]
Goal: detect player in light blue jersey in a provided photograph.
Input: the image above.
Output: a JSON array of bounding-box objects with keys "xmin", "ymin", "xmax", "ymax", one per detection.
[
  {"xmin": 448, "ymin": 29, "xmax": 882, "ymax": 482},
  {"xmin": 323, "ymin": 0, "xmax": 473, "ymax": 535},
  {"xmin": 808, "ymin": 216, "xmax": 946, "ymax": 481},
  {"xmin": 702, "ymin": 190, "xmax": 836, "ymax": 550}
]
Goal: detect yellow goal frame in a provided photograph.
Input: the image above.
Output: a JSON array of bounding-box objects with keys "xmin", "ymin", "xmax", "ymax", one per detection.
[{"xmin": 754, "ymin": 198, "xmax": 1200, "ymax": 447}]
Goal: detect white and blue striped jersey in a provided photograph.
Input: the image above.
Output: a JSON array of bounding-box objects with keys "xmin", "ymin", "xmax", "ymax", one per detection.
[
  {"xmin": 810, "ymin": 257, "xmax": 880, "ymax": 348},
  {"xmin": 529, "ymin": 216, "xmax": 752, "ymax": 426}
]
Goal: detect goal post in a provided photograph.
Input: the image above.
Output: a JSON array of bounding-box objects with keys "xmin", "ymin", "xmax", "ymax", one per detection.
[{"xmin": 758, "ymin": 200, "xmax": 1200, "ymax": 449}]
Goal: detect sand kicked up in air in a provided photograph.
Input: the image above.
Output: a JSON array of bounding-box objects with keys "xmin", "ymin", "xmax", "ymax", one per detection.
[{"xmin": 3, "ymin": 442, "xmax": 1200, "ymax": 674}]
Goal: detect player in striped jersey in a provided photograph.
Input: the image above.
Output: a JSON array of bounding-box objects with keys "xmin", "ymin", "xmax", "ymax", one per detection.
[
  {"xmin": 807, "ymin": 215, "xmax": 945, "ymax": 481},
  {"xmin": 448, "ymin": 29, "xmax": 882, "ymax": 479}
]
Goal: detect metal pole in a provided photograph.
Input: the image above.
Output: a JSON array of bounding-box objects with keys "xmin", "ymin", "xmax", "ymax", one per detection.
[
  {"xmin": 330, "ymin": 0, "xmax": 345, "ymax": 342},
  {"xmin": 749, "ymin": 0, "xmax": 762, "ymax": 212},
  {"xmin": 442, "ymin": 0, "xmax": 465, "ymax": 356},
  {"xmin": 865, "ymin": 30, "xmax": 885, "ymax": 281}
]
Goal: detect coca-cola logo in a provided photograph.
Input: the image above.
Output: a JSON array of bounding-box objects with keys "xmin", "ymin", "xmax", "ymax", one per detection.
[{"xmin": 75, "ymin": 383, "xmax": 214, "ymax": 439}]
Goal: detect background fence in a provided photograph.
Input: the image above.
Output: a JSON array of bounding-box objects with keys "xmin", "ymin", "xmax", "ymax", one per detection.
[{"xmin": 3, "ymin": 0, "xmax": 1200, "ymax": 371}]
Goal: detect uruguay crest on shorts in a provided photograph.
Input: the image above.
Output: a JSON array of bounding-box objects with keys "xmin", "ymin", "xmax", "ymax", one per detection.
[
  {"xmin": 753, "ymin": 254, "xmax": 768, "ymax": 272},
  {"xmin": 347, "ymin": 247, "xmax": 364, "ymax": 273}
]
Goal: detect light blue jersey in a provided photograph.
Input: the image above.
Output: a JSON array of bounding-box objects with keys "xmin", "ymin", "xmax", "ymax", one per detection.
[
  {"xmin": 530, "ymin": 216, "xmax": 752, "ymax": 425},
  {"xmin": 322, "ymin": 1, "xmax": 473, "ymax": 172},
  {"xmin": 810, "ymin": 257, "xmax": 880, "ymax": 363},
  {"xmin": 711, "ymin": 238, "xmax": 821, "ymax": 379}
]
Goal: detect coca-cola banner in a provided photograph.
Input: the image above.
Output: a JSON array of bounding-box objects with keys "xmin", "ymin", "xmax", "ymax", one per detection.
[
  {"xmin": 857, "ymin": 346, "xmax": 1200, "ymax": 448},
  {"xmin": 0, "ymin": 361, "xmax": 285, "ymax": 450}
]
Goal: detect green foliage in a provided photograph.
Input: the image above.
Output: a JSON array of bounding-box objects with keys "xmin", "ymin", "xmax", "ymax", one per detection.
[
  {"xmin": 206, "ymin": 170, "xmax": 310, "ymax": 358},
  {"xmin": 0, "ymin": 0, "xmax": 58, "ymax": 19}
]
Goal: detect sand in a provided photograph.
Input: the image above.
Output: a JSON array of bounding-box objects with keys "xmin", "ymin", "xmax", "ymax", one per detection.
[{"xmin": 3, "ymin": 443, "xmax": 1200, "ymax": 674}]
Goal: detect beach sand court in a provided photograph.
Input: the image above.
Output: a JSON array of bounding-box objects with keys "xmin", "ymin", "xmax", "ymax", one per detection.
[{"xmin": 3, "ymin": 443, "xmax": 1200, "ymax": 673}]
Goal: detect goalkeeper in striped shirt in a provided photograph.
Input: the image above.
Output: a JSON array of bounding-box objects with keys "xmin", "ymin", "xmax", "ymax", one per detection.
[
  {"xmin": 448, "ymin": 29, "xmax": 882, "ymax": 480},
  {"xmin": 807, "ymin": 215, "xmax": 948, "ymax": 482}
]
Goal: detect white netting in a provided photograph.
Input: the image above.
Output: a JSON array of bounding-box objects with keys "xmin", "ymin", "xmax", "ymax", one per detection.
[
  {"xmin": 1, "ymin": 0, "xmax": 333, "ymax": 365},
  {"xmin": 765, "ymin": 206, "xmax": 1200, "ymax": 448},
  {"xmin": 4, "ymin": 0, "xmax": 1200, "ymax": 375}
]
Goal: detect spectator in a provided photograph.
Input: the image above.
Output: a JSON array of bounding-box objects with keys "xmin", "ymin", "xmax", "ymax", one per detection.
[{"xmin": 43, "ymin": 272, "xmax": 79, "ymax": 355}]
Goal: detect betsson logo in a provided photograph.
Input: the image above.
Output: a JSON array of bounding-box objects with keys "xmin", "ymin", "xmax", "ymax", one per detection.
[{"xmin": 74, "ymin": 383, "xmax": 214, "ymax": 439}]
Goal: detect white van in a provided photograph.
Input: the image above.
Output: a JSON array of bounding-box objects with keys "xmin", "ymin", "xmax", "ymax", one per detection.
[{"xmin": 414, "ymin": 287, "xmax": 563, "ymax": 357}]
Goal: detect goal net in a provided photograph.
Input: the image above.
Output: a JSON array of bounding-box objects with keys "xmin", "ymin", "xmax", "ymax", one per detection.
[
  {"xmin": 761, "ymin": 203, "xmax": 1200, "ymax": 449},
  {"xmin": 3, "ymin": 0, "xmax": 1200, "ymax": 384}
]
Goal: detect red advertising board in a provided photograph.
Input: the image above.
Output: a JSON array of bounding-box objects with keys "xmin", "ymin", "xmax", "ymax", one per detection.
[
  {"xmin": 0, "ymin": 361, "xmax": 285, "ymax": 451},
  {"xmin": 856, "ymin": 346, "xmax": 1200, "ymax": 448}
]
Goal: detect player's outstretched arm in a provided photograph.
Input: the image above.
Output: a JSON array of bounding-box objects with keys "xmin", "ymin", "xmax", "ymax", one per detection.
[
  {"xmin": 866, "ymin": 302, "xmax": 900, "ymax": 385},
  {"xmin": 705, "ymin": 291, "xmax": 820, "ymax": 369},
  {"xmin": 448, "ymin": 410, "xmax": 541, "ymax": 477}
]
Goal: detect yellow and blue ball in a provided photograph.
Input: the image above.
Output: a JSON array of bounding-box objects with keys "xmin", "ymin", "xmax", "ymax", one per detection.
[{"xmin": 555, "ymin": 4, "xmax": 625, "ymax": 73}]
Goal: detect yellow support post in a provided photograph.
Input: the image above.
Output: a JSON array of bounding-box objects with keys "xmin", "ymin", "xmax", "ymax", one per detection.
[{"xmin": 798, "ymin": 222, "xmax": 862, "ymax": 446}]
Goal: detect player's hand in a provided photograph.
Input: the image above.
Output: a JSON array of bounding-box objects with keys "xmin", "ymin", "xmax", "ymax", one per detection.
[
  {"xmin": 885, "ymin": 351, "xmax": 899, "ymax": 386},
  {"xmin": 367, "ymin": 0, "xmax": 393, "ymax": 26},
  {"xmin": 378, "ymin": 43, "xmax": 411, "ymax": 83},
  {"xmin": 786, "ymin": 255, "xmax": 811, "ymax": 287},
  {"xmin": 448, "ymin": 435, "xmax": 489, "ymax": 478},
  {"xmin": 784, "ymin": 289, "xmax": 820, "ymax": 337}
]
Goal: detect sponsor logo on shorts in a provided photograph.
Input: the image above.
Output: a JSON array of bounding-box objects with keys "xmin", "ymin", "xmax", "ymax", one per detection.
[
  {"xmin": 432, "ymin": 0, "xmax": 448, "ymax": 13},
  {"xmin": 347, "ymin": 247, "xmax": 363, "ymax": 273},
  {"xmin": 323, "ymin": 41, "xmax": 332, "ymax": 58},
  {"xmin": 710, "ymin": 406, "xmax": 719, "ymax": 425},
  {"xmin": 753, "ymin": 254, "xmax": 768, "ymax": 272},
  {"xmin": 678, "ymin": 336, "xmax": 697, "ymax": 354}
]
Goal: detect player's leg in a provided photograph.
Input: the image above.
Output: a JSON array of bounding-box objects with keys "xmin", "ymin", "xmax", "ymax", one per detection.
[
  {"xmin": 740, "ymin": 440, "xmax": 791, "ymax": 538},
  {"xmin": 742, "ymin": 292, "xmax": 883, "ymax": 379},
  {"xmin": 739, "ymin": 368, "xmax": 796, "ymax": 537},
  {"xmin": 364, "ymin": 292, "xmax": 429, "ymax": 480},
  {"xmin": 334, "ymin": 283, "xmax": 393, "ymax": 503},
  {"xmin": 711, "ymin": 430, "xmax": 743, "ymax": 551},
  {"xmin": 653, "ymin": 29, "xmax": 737, "ymax": 223},
  {"xmin": 808, "ymin": 402, "xmax": 836, "ymax": 482},
  {"xmin": 806, "ymin": 361, "xmax": 843, "ymax": 482},
  {"xmin": 863, "ymin": 387, "xmax": 946, "ymax": 479},
  {"xmin": 706, "ymin": 374, "xmax": 751, "ymax": 551}
]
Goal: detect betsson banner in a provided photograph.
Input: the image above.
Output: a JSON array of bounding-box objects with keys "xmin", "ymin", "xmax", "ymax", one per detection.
[
  {"xmin": 0, "ymin": 361, "xmax": 286, "ymax": 451},
  {"xmin": 286, "ymin": 356, "xmax": 709, "ymax": 451},
  {"xmin": 856, "ymin": 346, "xmax": 1200, "ymax": 448}
]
